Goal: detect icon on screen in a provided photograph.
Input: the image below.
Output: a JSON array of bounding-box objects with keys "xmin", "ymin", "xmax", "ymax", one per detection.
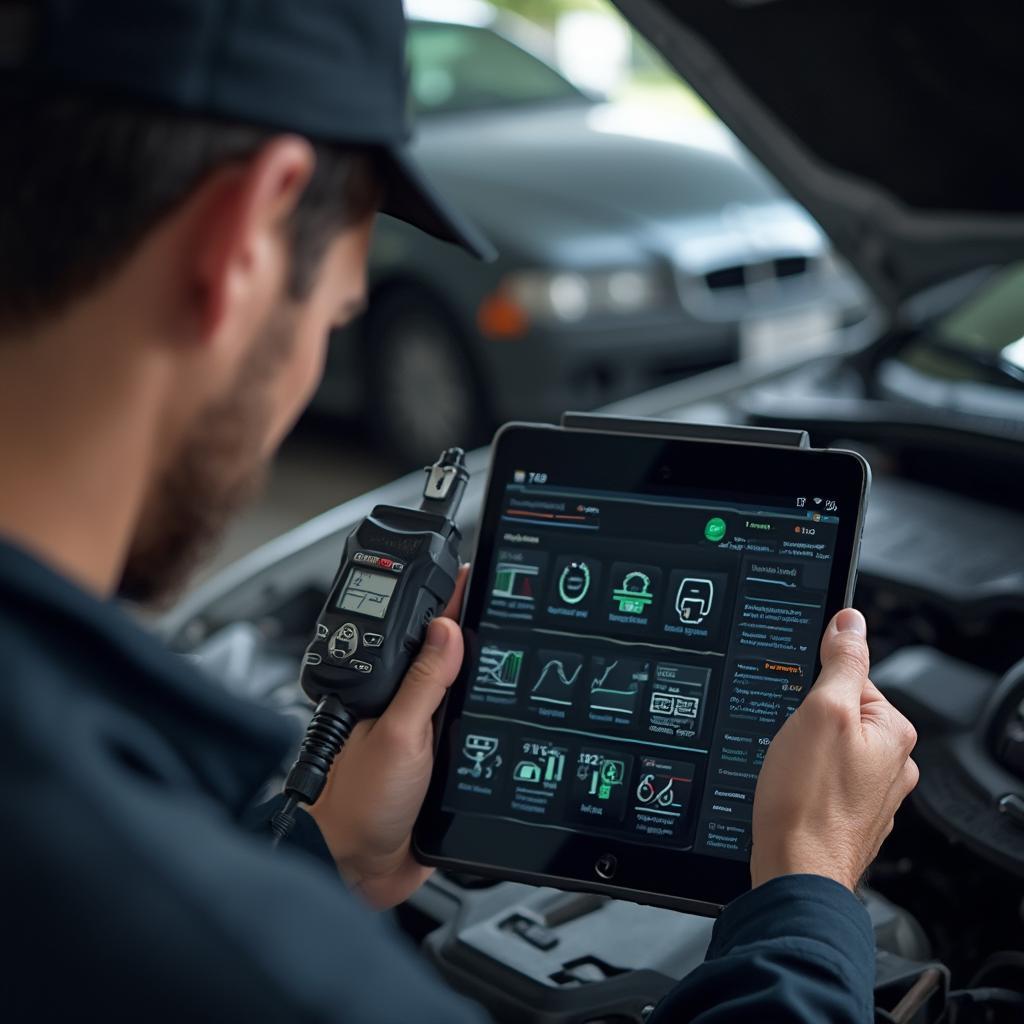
[
  {"xmin": 704, "ymin": 517, "xmax": 727, "ymax": 543},
  {"xmin": 529, "ymin": 651, "xmax": 582, "ymax": 707},
  {"xmin": 493, "ymin": 561, "xmax": 539, "ymax": 602},
  {"xmin": 513, "ymin": 760, "xmax": 541, "ymax": 783},
  {"xmin": 548, "ymin": 557, "xmax": 601, "ymax": 619},
  {"xmin": 675, "ymin": 578, "xmax": 714, "ymax": 625},
  {"xmin": 458, "ymin": 734, "xmax": 502, "ymax": 780},
  {"xmin": 634, "ymin": 756, "xmax": 695, "ymax": 819},
  {"xmin": 588, "ymin": 656, "xmax": 647, "ymax": 717},
  {"xmin": 473, "ymin": 646, "xmax": 524, "ymax": 697},
  {"xmin": 514, "ymin": 749, "xmax": 564, "ymax": 785},
  {"xmin": 612, "ymin": 571, "xmax": 654, "ymax": 614},
  {"xmin": 577, "ymin": 757, "xmax": 626, "ymax": 800},
  {"xmin": 557, "ymin": 560, "xmax": 592, "ymax": 604},
  {"xmin": 649, "ymin": 692, "xmax": 700, "ymax": 719}
]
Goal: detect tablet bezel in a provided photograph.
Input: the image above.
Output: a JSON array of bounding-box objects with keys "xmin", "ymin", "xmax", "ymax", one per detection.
[{"xmin": 414, "ymin": 422, "xmax": 870, "ymax": 913}]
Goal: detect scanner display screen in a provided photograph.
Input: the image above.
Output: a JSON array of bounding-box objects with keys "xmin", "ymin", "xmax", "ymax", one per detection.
[{"xmin": 336, "ymin": 568, "xmax": 397, "ymax": 620}]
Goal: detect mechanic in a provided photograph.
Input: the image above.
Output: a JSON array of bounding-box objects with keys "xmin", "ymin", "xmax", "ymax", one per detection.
[{"xmin": 0, "ymin": 2, "xmax": 918, "ymax": 1021}]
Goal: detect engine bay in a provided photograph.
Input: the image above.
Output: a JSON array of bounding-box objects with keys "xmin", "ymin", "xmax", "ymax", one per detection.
[{"xmin": 165, "ymin": 393, "xmax": 1024, "ymax": 1023}]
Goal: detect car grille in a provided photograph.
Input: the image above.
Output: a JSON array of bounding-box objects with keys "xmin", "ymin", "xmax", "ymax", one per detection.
[
  {"xmin": 705, "ymin": 256, "xmax": 810, "ymax": 291},
  {"xmin": 679, "ymin": 256, "xmax": 822, "ymax": 321}
]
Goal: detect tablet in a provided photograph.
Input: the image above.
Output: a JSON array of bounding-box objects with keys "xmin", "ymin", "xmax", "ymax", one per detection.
[{"xmin": 415, "ymin": 419, "xmax": 870, "ymax": 914}]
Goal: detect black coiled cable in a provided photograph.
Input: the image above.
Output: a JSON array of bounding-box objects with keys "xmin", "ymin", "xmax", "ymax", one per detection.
[{"xmin": 270, "ymin": 694, "xmax": 355, "ymax": 847}]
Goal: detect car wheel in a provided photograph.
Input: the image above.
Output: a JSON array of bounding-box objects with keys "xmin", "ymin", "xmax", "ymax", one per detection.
[{"xmin": 366, "ymin": 288, "xmax": 489, "ymax": 466}]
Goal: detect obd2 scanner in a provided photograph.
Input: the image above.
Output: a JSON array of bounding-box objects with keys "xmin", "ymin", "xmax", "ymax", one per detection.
[{"xmin": 270, "ymin": 448, "xmax": 469, "ymax": 845}]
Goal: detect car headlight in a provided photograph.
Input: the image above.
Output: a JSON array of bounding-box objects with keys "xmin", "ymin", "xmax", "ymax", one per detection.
[{"xmin": 479, "ymin": 267, "xmax": 669, "ymax": 337}]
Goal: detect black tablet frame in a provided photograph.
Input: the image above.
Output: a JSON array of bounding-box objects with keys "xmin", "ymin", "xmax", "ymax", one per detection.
[{"xmin": 414, "ymin": 421, "xmax": 870, "ymax": 914}]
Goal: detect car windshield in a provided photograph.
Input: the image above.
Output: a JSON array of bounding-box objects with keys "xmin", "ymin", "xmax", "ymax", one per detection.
[
  {"xmin": 408, "ymin": 20, "xmax": 587, "ymax": 115},
  {"xmin": 900, "ymin": 263, "xmax": 1024, "ymax": 389}
]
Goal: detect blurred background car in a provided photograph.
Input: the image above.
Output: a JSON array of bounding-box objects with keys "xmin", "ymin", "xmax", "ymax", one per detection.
[{"xmin": 310, "ymin": 0, "xmax": 870, "ymax": 465}]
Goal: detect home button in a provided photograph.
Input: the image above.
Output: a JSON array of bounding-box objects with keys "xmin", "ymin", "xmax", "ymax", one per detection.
[{"xmin": 594, "ymin": 853, "xmax": 618, "ymax": 880}]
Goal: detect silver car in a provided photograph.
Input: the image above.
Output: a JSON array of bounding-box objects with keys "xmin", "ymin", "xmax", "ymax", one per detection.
[{"xmin": 313, "ymin": 4, "xmax": 869, "ymax": 463}]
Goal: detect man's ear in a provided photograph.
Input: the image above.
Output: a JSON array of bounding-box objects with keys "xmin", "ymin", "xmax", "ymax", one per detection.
[{"xmin": 190, "ymin": 136, "xmax": 317, "ymax": 346}]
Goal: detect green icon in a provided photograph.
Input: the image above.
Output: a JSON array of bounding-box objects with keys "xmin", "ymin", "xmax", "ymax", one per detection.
[
  {"xmin": 514, "ymin": 760, "xmax": 542, "ymax": 783},
  {"xmin": 476, "ymin": 647, "xmax": 523, "ymax": 694},
  {"xmin": 588, "ymin": 758, "xmax": 626, "ymax": 799},
  {"xmin": 544, "ymin": 752, "xmax": 565, "ymax": 782},
  {"xmin": 558, "ymin": 561, "xmax": 591, "ymax": 605},
  {"xmin": 500, "ymin": 651, "xmax": 523, "ymax": 685},
  {"xmin": 612, "ymin": 571, "xmax": 653, "ymax": 614},
  {"xmin": 704, "ymin": 517, "xmax": 727, "ymax": 543},
  {"xmin": 515, "ymin": 751, "xmax": 564, "ymax": 785}
]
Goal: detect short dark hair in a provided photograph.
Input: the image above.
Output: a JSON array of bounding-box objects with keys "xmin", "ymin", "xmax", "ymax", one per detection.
[{"xmin": 0, "ymin": 88, "xmax": 381, "ymax": 332}]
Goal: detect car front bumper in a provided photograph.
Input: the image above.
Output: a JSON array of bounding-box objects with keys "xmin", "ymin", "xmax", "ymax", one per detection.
[{"xmin": 481, "ymin": 316, "xmax": 741, "ymax": 423}]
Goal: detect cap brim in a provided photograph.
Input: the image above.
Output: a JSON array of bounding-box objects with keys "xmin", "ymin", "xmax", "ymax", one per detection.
[{"xmin": 378, "ymin": 147, "xmax": 497, "ymax": 263}]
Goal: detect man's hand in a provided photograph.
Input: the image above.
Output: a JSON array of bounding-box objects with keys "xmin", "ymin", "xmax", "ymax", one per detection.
[
  {"xmin": 306, "ymin": 567, "xmax": 469, "ymax": 909},
  {"xmin": 750, "ymin": 608, "xmax": 918, "ymax": 892}
]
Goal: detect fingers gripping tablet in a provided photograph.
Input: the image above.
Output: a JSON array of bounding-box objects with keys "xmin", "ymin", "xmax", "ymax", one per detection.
[{"xmin": 414, "ymin": 417, "xmax": 869, "ymax": 913}]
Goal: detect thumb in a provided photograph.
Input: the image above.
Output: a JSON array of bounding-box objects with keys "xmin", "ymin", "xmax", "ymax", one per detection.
[
  {"xmin": 814, "ymin": 608, "xmax": 871, "ymax": 702},
  {"xmin": 378, "ymin": 617, "xmax": 464, "ymax": 734}
]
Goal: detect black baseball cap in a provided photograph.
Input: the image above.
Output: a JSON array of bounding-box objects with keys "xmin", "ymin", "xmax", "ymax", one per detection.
[{"xmin": 0, "ymin": 0, "xmax": 496, "ymax": 261}]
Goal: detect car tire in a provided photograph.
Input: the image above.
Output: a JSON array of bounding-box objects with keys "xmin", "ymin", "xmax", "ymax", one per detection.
[{"xmin": 365, "ymin": 287, "xmax": 489, "ymax": 466}]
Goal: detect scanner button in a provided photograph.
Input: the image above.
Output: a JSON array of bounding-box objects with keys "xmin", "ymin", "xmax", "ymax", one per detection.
[
  {"xmin": 594, "ymin": 853, "xmax": 617, "ymax": 880},
  {"xmin": 329, "ymin": 624, "xmax": 359, "ymax": 662},
  {"xmin": 363, "ymin": 633, "xmax": 384, "ymax": 648},
  {"xmin": 349, "ymin": 659, "xmax": 374, "ymax": 674}
]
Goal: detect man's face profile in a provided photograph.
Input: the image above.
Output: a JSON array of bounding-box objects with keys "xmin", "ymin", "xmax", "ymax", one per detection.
[{"xmin": 120, "ymin": 215, "xmax": 375, "ymax": 606}]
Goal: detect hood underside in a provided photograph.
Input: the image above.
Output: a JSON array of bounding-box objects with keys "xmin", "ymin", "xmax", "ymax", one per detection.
[{"xmin": 613, "ymin": 0, "xmax": 1024, "ymax": 315}]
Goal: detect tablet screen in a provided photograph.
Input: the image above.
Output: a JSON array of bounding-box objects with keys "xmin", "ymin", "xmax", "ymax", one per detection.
[{"xmin": 440, "ymin": 445, "xmax": 850, "ymax": 863}]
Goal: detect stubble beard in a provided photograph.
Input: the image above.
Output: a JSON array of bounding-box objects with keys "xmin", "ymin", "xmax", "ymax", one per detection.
[{"xmin": 119, "ymin": 311, "xmax": 296, "ymax": 607}]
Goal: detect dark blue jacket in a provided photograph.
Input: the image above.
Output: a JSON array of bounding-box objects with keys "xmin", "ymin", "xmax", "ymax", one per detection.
[{"xmin": 0, "ymin": 539, "xmax": 873, "ymax": 1022}]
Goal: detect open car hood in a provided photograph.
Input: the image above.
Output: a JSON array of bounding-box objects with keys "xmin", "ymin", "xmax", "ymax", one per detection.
[{"xmin": 613, "ymin": 0, "xmax": 1023, "ymax": 316}]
